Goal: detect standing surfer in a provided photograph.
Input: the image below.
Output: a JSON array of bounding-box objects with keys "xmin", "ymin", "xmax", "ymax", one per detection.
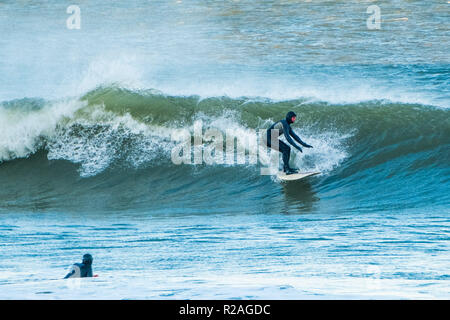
[{"xmin": 263, "ymin": 111, "xmax": 313, "ymax": 174}]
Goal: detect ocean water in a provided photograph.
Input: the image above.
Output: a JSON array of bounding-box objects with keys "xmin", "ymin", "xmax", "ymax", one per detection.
[{"xmin": 0, "ymin": 0, "xmax": 449, "ymax": 299}]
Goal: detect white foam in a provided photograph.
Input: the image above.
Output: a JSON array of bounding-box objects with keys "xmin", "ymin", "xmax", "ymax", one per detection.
[
  {"xmin": 51, "ymin": 54, "xmax": 445, "ymax": 108},
  {"xmin": 1, "ymin": 96, "xmax": 352, "ymax": 178},
  {"xmin": 72, "ymin": 55, "xmax": 146, "ymax": 97},
  {"xmin": 46, "ymin": 104, "xmax": 178, "ymax": 177},
  {"xmin": 0, "ymin": 272, "xmax": 447, "ymax": 299},
  {"xmin": 291, "ymin": 129, "xmax": 353, "ymax": 174},
  {"xmin": 0, "ymin": 99, "xmax": 84, "ymax": 162},
  {"xmin": 67, "ymin": 55, "xmax": 441, "ymax": 107}
]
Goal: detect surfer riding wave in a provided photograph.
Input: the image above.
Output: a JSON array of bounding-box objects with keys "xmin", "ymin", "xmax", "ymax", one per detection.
[{"xmin": 263, "ymin": 111, "xmax": 313, "ymax": 174}]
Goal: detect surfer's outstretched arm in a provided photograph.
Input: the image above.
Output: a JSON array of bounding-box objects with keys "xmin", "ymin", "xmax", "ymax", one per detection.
[
  {"xmin": 281, "ymin": 120, "xmax": 303, "ymax": 152},
  {"xmin": 64, "ymin": 270, "xmax": 75, "ymax": 279},
  {"xmin": 289, "ymin": 129, "xmax": 312, "ymax": 148}
]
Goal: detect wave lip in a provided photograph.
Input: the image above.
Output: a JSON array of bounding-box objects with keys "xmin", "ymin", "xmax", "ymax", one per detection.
[{"xmin": 0, "ymin": 97, "xmax": 85, "ymax": 162}]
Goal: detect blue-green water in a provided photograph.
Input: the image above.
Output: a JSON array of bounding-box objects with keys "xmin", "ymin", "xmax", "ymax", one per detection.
[{"xmin": 0, "ymin": 0, "xmax": 449, "ymax": 298}]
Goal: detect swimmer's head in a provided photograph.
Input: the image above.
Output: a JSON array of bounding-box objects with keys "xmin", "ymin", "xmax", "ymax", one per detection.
[{"xmin": 82, "ymin": 253, "xmax": 93, "ymax": 265}]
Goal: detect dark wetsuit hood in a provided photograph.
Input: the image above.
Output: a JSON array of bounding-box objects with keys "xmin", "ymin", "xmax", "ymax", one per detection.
[
  {"xmin": 82, "ymin": 253, "xmax": 93, "ymax": 266},
  {"xmin": 64, "ymin": 253, "xmax": 94, "ymax": 279},
  {"xmin": 286, "ymin": 111, "xmax": 296, "ymax": 124}
]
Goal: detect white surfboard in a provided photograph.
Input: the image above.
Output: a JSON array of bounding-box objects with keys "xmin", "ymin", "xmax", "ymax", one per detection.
[{"xmin": 277, "ymin": 171, "xmax": 321, "ymax": 181}]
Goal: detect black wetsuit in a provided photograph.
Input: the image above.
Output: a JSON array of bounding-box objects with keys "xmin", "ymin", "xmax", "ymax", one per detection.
[
  {"xmin": 64, "ymin": 262, "xmax": 93, "ymax": 278},
  {"xmin": 264, "ymin": 112, "xmax": 312, "ymax": 172}
]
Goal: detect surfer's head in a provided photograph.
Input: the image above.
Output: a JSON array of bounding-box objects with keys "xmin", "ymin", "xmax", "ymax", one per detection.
[
  {"xmin": 82, "ymin": 253, "xmax": 93, "ymax": 265},
  {"xmin": 286, "ymin": 111, "xmax": 296, "ymax": 124}
]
